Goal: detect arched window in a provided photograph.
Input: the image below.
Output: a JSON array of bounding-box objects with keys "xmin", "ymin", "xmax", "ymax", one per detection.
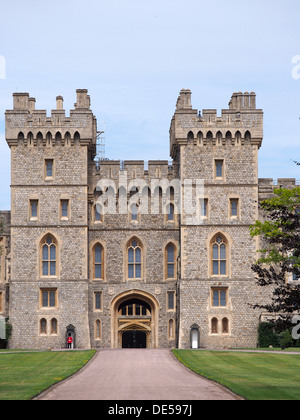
[
  {"xmin": 46, "ymin": 132, "xmax": 52, "ymax": 145},
  {"xmin": 55, "ymin": 132, "xmax": 62, "ymax": 143},
  {"xmin": 127, "ymin": 238, "xmax": 142, "ymax": 279},
  {"xmin": 64, "ymin": 131, "xmax": 71, "ymax": 145},
  {"xmin": 206, "ymin": 131, "xmax": 213, "ymax": 141},
  {"xmin": 245, "ymin": 130, "xmax": 251, "ymax": 141},
  {"xmin": 153, "ymin": 187, "xmax": 163, "ymax": 214},
  {"xmin": 37, "ymin": 132, "xmax": 43, "ymax": 143},
  {"xmin": 17, "ymin": 132, "xmax": 24, "ymax": 142},
  {"xmin": 141, "ymin": 186, "xmax": 150, "ymax": 214},
  {"xmin": 197, "ymin": 131, "xmax": 203, "ymax": 144},
  {"xmin": 212, "ymin": 235, "xmax": 227, "ymax": 276},
  {"xmin": 27, "ymin": 131, "xmax": 33, "ymax": 145},
  {"xmin": 167, "ymin": 203, "xmax": 174, "ymax": 221},
  {"xmin": 226, "ymin": 131, "xmax": 232, "ymax": 142},
  {"xmin": 211, "ymin": 318, "xmax": 218, "ymax": 334},
  {"xmin": 40, "ymin": 318, "xmax": 47, "ymax": 335},
  {"xmin": 94, "ymin": 244, "xmax": 104, "ymax": 279},
  {"xmin": 95, "ymin": 320, "xmax": 101, "ymax": 340},
  {"xmin": 166, "ymin": 244, "xmax": 176, "ymax": 279},
  {"xmin": 235, "ymin": 131, "xmax": 241, "ymax": 144},
  {"xmin": 51, "ymin": 318, "xmax": 58, "ymax": 335},
  {"xmin": 118, "ymin": 299, "xmax": 151, "ymax": 316},
  {"xmin": 222, "ymin": 318, "xmax": 229, "ymax": 334},
  {"xmin": 74, "ymin": 131, "xmax": 80, "ymax": 142},
  {"xmin": 94, "ymin": 203, "xmax": 103, "ymax": 222},
  {"xmin": 42, "ymin": 235, "xmax": 57, "ymax": 277},
  {"xmin": 117, "ymin": 186, "xmax": 127, "ymax": 214},
  {"xmin": 187, "ymin": 131, "xmax": 194, "ymax": 140},
  {"xmin": 169, "ymin": 319, "xmax": 175, "ymax": 339},
  {"xmin": 130, "ymin": 203, "xmax": 139, "ymax": 222}
]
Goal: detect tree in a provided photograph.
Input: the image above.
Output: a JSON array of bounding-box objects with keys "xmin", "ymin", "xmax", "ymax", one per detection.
[{"xmin": 250, "ymin": 187, "xmax": 300, "ymax": 332}]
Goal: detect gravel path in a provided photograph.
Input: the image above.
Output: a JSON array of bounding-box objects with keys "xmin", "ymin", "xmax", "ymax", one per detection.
[{"xmin": 38, "ymin": 349, "xmax": 240, "ymax": 400}]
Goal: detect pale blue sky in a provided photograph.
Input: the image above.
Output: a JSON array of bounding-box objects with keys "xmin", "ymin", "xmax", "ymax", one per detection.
[{"xmin": 0, "ymin": 0, "xmax": 299, "ymax": 209}]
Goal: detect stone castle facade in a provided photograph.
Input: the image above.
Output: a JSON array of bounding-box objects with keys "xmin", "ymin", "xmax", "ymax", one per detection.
[{"xmin": 0, "ymin": 88, "xmax": 297, "ymax": 349}]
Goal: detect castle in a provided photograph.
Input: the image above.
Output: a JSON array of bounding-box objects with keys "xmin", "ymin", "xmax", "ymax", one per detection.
[{"xmin": 0, "ymin": 88, "xmax": 297, "ymax": 349}]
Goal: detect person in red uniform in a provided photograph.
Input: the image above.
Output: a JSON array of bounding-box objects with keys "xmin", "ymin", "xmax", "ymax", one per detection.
[{"xmin": 67, "ymin": 334, "xmax": 73, "ymax": 349}]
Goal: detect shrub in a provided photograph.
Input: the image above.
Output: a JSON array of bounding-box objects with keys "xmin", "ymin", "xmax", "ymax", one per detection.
[
  {"xmin": 278, "ymin": 330, "xmax": 294, "ymax": 350},
  {"xmin": 258, "ymin": 322, "xmax": 280, "ymax": 348}
]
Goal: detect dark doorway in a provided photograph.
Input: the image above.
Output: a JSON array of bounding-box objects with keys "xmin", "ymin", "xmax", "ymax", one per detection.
[
  {"xmin": 122, "ymin": 331, "xmax": 147, "ymax": 348},
  {"xmin": 66, "ymin": 325, "xmax": 76, "ymax": 349}
]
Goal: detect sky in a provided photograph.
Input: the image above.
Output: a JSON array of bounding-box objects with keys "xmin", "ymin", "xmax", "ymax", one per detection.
[{"xmin": 0, "ymin": 0, "xmax": 299, "ymax": 209}]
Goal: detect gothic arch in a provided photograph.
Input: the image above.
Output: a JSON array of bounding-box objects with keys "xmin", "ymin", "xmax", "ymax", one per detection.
[
  {"xmin": 206, "ymin": 130, "xmax": 213, "ymax": 141},
  {"xmin": 206, "ymin": 231, "xmax": 232, "ymax": 278},
  {"xmin": 197, "ymin": 131, "xmax": 203, "ymax": 145},
  {"xmin": 55, "ymin": 132, "xmax": 62, "ymax": 144},
  {"xmin": 125, "ymin": 237, "xmax": 144, "ymax": 280},
  {"xmin": 226, "ymin": 131, "xmax": 232, "ymax": 142},
  {"xmin": 110, "ymin": 289, "xmax": 160, "ymax": 349},
  {"xmin": 74, "ymin": 131, "xmax": 80, "ymax": 143},
  {"xmin": 36, "ymin": 231, "xmax": 61, "ymax": 279},
  {"xmin": 46, "ymin": 132, "xmax": 52, "ymax": 146},
  {"xmin": 245, "ymin": 130, "xmax": 251, "ymax": 143},
  {"xmin": 187, "ymin": 131, "xmax": 194, "ymax": 142},
  {"xmin": 17, "ymin": 132, "xmax": 24, "ymax": 144}
]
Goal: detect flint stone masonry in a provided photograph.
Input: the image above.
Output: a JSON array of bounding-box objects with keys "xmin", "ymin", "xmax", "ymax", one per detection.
[{"xmin": 0, "ymin": 88, "xmax": 292, "ymax": 350}]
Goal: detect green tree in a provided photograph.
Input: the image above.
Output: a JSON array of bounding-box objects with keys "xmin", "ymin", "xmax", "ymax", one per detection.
[{"xmin": 250, "ymin": 187, "xmax": 300, "ymax": 332}]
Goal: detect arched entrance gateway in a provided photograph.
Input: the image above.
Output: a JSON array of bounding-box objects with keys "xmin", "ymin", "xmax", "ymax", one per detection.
[{"xmin": 111, "ymin": 290, "xmax": 160, "ymax": 349}]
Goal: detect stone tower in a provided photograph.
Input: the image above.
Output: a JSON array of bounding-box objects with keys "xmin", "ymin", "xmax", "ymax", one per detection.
[
  {"xmin": 5, "ymin": 90, "xmax": 97, "ymax": 349},
  {"xmin": 4, "ymin": 87, "xmax": 270, "ymax": 350},
  {"xmin": 170, "ymin": 89, "xmax": 264, "ymax": 348}
]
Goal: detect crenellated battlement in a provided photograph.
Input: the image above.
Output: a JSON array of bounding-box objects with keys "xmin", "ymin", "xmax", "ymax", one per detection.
[
  {"xmin": 170, "ymin": 89, "xmax": 263, "ymax": 159},
  {"xmin": 258, "ymin": 178, "xmax": 300, "ymax": 201},
  {"xmin": 5, "ymin": 89, "xmax": 97, "ymax": 149},
  {"xmin": 89, "ymin": 159, "xmax": 180, "ymax": 180}
]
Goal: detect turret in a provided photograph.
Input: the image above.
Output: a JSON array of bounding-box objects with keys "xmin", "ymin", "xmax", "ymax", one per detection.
[
  {"xmin": 6, "ymin": 89, "xmax": 97, "ymax": 154},
  {"xmin": 170, "ymin": 89, "xmax": 263, "ymax": 159}
]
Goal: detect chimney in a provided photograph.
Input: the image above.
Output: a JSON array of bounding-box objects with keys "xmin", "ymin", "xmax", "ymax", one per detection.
[
  {"xmin": 229, "ymin": 93, "xmax": 238, "ymax": 110},
  {"xmin": 75, "ymin": 89, "xmax": 90, "ymax": 110},
  {"xmin": 13, "ymin": 93, "xmax": 29, "ymax": 111},
  {"xmin": 56, "ymin": 95, "xmax": 64, "ymax": 110},
  {"xmin": 28, "ymin": 97, "xmax": 36, "ymax": 113},
  {"xmin": 176, "ymin": 89, "xmax": 192, "ymax": 110},
  {"xmin": 250, "ymin": 92, "xmax": 256, "ymax": 109}
]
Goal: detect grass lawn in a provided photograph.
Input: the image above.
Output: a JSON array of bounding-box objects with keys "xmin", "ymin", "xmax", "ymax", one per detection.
[
  {"xmin": 0, "ymin": 350, "xmax": 96, "ymax": 400},
  {"xmin": 172, "ymin": 350, "xmax": 300, "ymax": 400}
]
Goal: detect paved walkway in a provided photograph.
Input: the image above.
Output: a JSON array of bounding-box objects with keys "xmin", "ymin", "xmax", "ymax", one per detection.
[{"xmin": 37, "ymin": 349, "xmax": 239, "ymax": 400}]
